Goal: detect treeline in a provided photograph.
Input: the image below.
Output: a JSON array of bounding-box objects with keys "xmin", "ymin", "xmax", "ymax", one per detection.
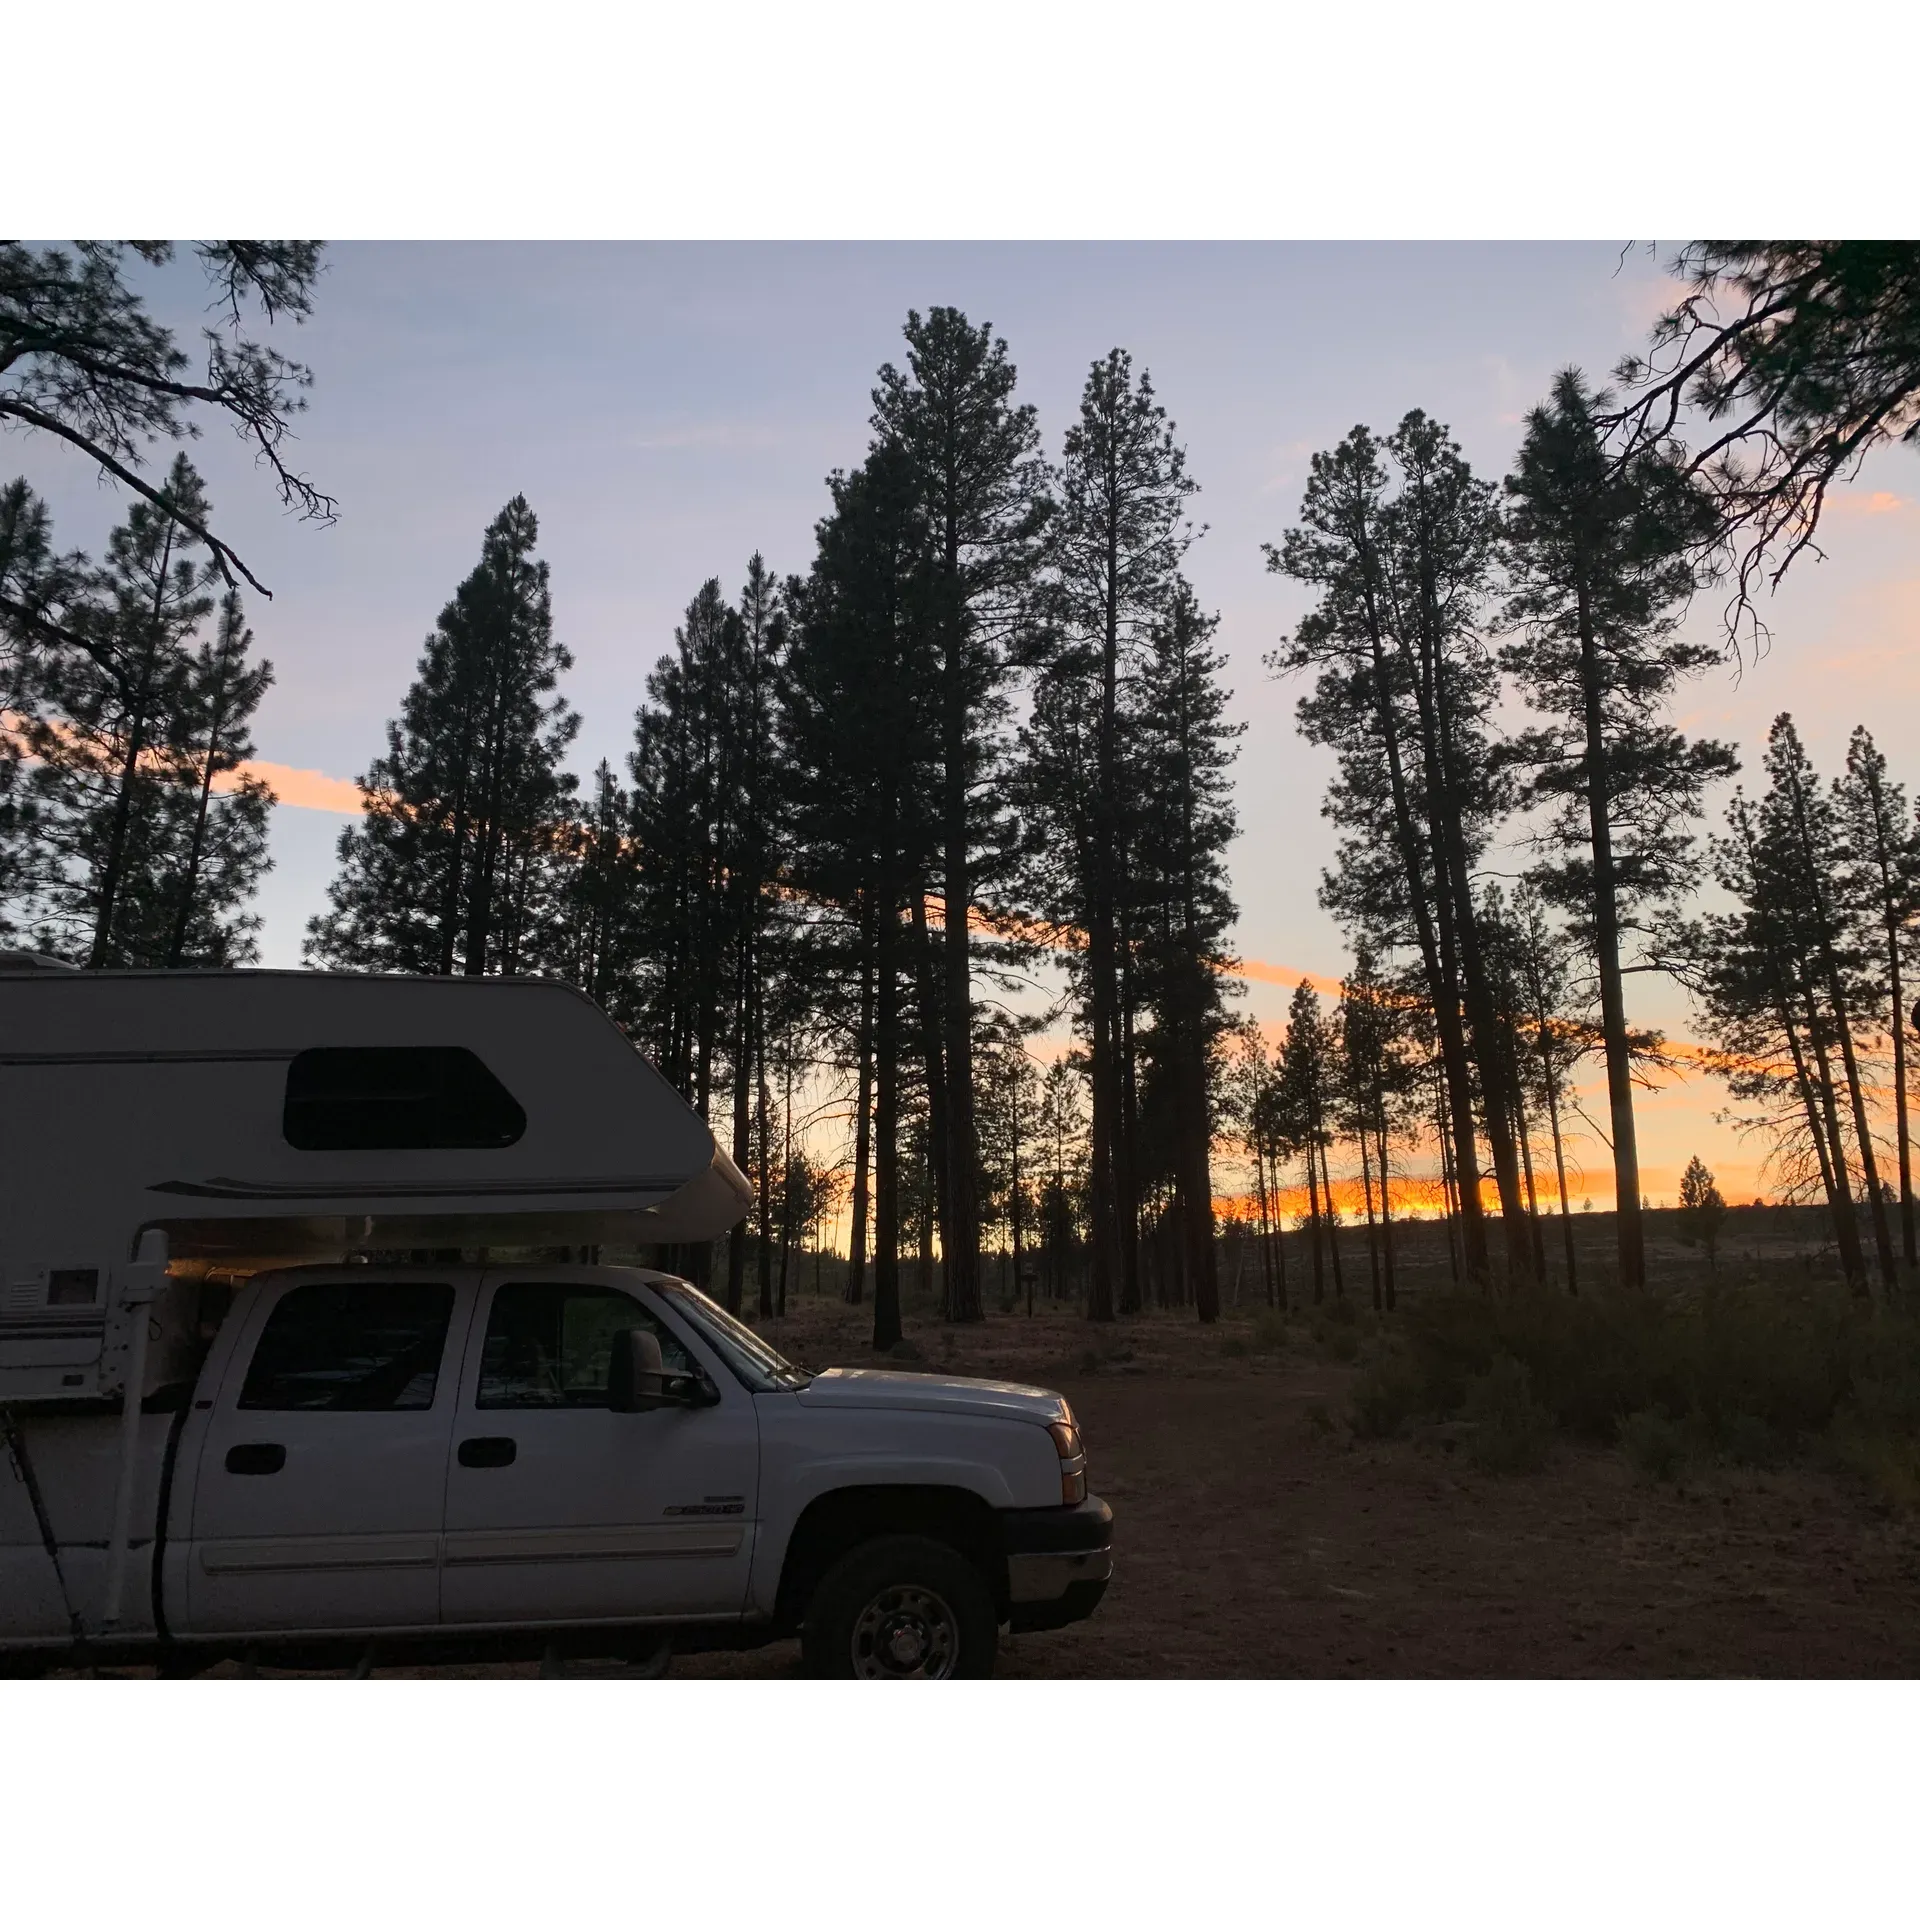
[
  {"xmin": 7, "ymin": 243, "xmax": 1919, "ymax": 1333},
  {"xmin": 295, "ymin": 313, "xmax": 1243, "ymax": 1343},
  {"xmin": 1255, "ymin": 380, "xmax": 1919, "ymax": 1310}
]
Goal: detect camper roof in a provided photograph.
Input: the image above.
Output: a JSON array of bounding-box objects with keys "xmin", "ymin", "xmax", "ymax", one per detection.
[{"xmin": 0, "ymin": 969, "xmax": 750, "ymax": 1264}]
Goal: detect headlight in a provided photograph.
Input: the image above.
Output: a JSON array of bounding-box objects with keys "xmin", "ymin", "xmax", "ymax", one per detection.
[{"xmin": 1048, "ymin": 1415, "xmax": 1086, "ymax": 1506}]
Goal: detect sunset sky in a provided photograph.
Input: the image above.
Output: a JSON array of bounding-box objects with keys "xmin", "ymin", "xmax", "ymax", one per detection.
[{"xmin": 9, "ymin": 242, "xmax": 1916, "ymax": 1213}]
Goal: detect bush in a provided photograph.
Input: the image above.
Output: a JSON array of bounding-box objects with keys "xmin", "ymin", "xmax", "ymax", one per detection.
[
  {"xmin": 1464, "ymin": 1354, "xmax": 1551, "ymax": 1473},
  {"xmin": 1251, "ymin": 1310, "xmax": 1290, "ymax": 1354},
  {"xmin": 1619, "ymin": 1408, "xmax": 1689, "ymax": 1483},
  {"xmin": 1345, "ymin": 1279, "xmax": 1920, "ymax": 1468},
  {"xmin": 1351, "ymin": 1349, "xmax": 1425, "ymax": 1439}
]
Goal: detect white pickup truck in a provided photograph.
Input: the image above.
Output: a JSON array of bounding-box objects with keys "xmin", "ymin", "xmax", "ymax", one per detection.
[{"xmin": 0, "ymin": 963, "xmax": 1113, "ymax": 1678}]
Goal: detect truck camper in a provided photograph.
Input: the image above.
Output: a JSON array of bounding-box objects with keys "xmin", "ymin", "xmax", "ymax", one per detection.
[{"xmin": 0, "ymin": 965, "xmax": 1111, "ymax": 1678}]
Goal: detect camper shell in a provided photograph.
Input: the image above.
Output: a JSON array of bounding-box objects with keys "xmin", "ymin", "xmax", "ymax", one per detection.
[{"xmin": 0, "ymin": 968, "xmax": 750, "ymax": 1404}]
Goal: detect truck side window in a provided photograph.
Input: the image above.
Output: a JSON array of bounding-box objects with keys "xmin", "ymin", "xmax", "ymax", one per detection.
[
  {"xmin": 283, "ymin": 1047, "xmax": 527, "ymax": 1150},
  {"xmin": 477, "ymin": 1284, "xmax": 695, "ymax": 1410},
  {"xmin": 238, "ymin": 1283, "xmax": 456, "ymax": 1411}
]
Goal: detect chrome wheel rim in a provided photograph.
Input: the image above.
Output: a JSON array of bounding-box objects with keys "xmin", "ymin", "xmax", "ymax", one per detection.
[{"xmin": 849, "ymin": 1583, "xmax": 961, "ymax": 1679}]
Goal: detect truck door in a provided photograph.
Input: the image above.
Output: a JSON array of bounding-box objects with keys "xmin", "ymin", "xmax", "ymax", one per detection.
[
  {"xmin": 181, "ymin": 1273, "xmax": 477, "ymax": 1638},
  {"xmin": 440, "ymin": 1275, "xmax": 758, "ymax": 1627}
]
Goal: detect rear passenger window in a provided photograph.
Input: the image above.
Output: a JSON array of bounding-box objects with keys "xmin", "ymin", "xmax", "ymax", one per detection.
[
  {"xmin": 478, "ymin": 1284, "xmax": 695, "ymax": 1409},
  {"xmin": 239, "ymin": 1284, "xmax": 456, "ymax": 1411},
  {"xmin": 283, "ymin": 1047, "xmax": 526, "ymax": 1151}
]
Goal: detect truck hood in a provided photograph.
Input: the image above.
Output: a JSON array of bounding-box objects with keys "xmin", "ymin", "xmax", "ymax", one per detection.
[{"xmin": 796, "ymin": 1368, "xmax": 1066, "ymax": 1425}]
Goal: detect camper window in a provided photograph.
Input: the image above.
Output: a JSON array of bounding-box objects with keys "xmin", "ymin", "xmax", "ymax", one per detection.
[
  {"xmin": 477, "ymin": 1284, "xmax": 697, "ymax": 1410},
  {"xmin": 238, "ymin": 1282, "xmax": 457, "ymax": 1411},
  {"xmin": 282, "ymin": 1047, "xmax": 527, "ymax": 1151}
]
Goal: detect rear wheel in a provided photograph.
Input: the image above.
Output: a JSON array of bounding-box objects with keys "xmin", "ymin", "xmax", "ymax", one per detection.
[{"xmin": 801, "ymin": 1534, "xmax": 997, "ymax": 1679}]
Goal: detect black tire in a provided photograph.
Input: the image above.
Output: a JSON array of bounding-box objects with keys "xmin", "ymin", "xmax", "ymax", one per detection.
[{"xmin": 801, "ymin": 1534, "xmax": 998, "ymax": 1680}]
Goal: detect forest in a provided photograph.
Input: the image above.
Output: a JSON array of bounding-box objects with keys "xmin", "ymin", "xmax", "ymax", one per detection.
[{"xmin": 5, "ymin": 240, "xmax": 1920, "ymax": 1367}]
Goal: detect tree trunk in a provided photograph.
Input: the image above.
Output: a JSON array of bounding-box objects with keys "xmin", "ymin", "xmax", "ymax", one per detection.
[
  {"xmin": 1376, "ymin": 1116, "xmax": 1397, "ymax": 1312},
  {"xmin": 844, "ymin": 927, "xmax": 874, "ymax": 1306},
  {"xmin": 1358, "ymin": 1119, "xmax": 1382, "ymax": 1311},
  {"xmin": 1571, "ymin": 587, "xmax": 1647, "ymax": 1286},
  {"xmin": 726, "ymin": 935, "xmax": 753, "ymax": 1315},
  {"xmin": 872, "ymin": 904, "xmax": 903, "ymax": 1351},
  {"xmin": 755, "ymin": 991, "xmax": 774, "ymax": 1320},
  {"xmin": 1538, "ymin": 1038, "xmax": 1579, "ymax": 1296},
  {"xmin": 908, "ymin": 890, "xmax": 952, "ymax": 1289}
]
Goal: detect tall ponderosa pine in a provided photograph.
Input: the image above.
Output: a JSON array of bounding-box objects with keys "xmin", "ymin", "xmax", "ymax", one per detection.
[
  {"xmin": 1278, "ymin": 979, "xmax": 1339, "ymax": 1304},
  {"xmin": 784, "ymin": 444, "xmax": 942, "ymax": 1349},
  {"xmin": 871, "ymin": 309, "xmax": 1050, "ymax": 1324},
  {"xmin": 1752, "ymin": 717, "xmax": 1898, "ymax": 1293},
  {"xmin": 18, "ymin": 457, "xmax": 276, "ymax": 967},
  {"xmin": 1503, "ymin": 368, "xmax": 1732, "ymax": 1288},
  {"xmin": 1024, "ymin": 349, "xmax": 1196, "ymax": 1320},
  {"xmin": 306, "ymin": 495, "xmax": 578, "ymax": 977},
  {"xmin": 1130, "ymin": 584, "xmax": 1240, "ymax": 1321},
  {"xmin": 1837, "ymin": 727, "xmax": 1920, "ymax": 1271},
  {"xmin": 1269, "ymin": 419, "xmax": 1528, "ymax": 1284}
]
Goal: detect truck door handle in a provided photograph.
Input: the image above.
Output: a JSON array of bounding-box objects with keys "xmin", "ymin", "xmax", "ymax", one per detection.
[
  {"xmin": 457, "ymin": 1436, "xmax": 517, "ymax": 1469},
  {"xmin": 225, "ymin": 1443, "xmax": 285, "ymax": 1475}
]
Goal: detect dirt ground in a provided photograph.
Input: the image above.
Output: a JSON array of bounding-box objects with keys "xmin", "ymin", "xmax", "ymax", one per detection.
[{"xmin": 657, "ymin": 1286, "xmax": 1920, "ymax": 1680}]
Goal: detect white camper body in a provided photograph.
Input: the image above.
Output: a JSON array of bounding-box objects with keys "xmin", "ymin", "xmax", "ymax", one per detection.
[
  {"xmin": 0, "ymin": 969, "xmax": 750, "ymax": 1403},
  {"xmin": 0, "ymin": 969, "xmax": 1112, "ymax": 1677}
]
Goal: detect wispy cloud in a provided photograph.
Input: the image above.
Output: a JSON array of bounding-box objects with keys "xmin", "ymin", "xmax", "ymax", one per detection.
[{"xmin": 1827, "ymin": 488, "xmax": 1911, "ymax": 518}]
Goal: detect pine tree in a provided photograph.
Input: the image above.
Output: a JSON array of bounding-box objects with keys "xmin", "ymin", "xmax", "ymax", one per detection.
[
  {"xmin": 1, "ymin": 243, "xmax": 329, "ymax": 608},
  {"xmin": 1026, "ymin": 349, "xmax": 1196, "ymax": 1320},
  {"xmin": 1, "ymin": 479, "xmax": 83, "ymax": 941},
  {"xmin": 1130, "ymin": 583, "xmax": 1241, "ymax": 1322},
  {"xmin": 1611, "ymin": 243, "xmax": 1920, "ymax": 640},
  {"xmin": 17, "ymin": 455, "xmax": 232, "ymax": 965},
  {"xmin": 871, "ymin": 309, "xmax": 1050, "ymax": 1324},
  {"xmin": 1837, "ymin": 727, "xmax": 1920, "ymax": 1272},
  {"xmin": 1503, "ymin": 369, "xmax": 1732, "ymax": 1287},
  {"xmin": 1697, "ymin": 786, "xmax": 1869, "ymax": 1292},
  {"xmin": 1279, "ymin": 980, "xmax": 1338, "ymax": 1304},
  {"xmin": 534, "ymin": 759, "xmax": 646, "ymax": 1020},
  {"xmin": 158, "ymin": 589, "xmax": 275, "ymax": 967},
  {"xmin": 783, "ymin": 443, "xmax": 943, "ymax": 1349},
  {"xmin": 306, "ymin": 495, "xmax": 578, "ymax": 977},
  {"xmin": 1677, "ymin": 1154, "xmax": 1728, "ymax": 1268},
  {"xmin": 1751, "ymin": 716, "xmax": 1898, "ymax": 1293},
  {"xmin": 1269, "ymin": 419, "xmax": 1524, "ymax": 1284}
]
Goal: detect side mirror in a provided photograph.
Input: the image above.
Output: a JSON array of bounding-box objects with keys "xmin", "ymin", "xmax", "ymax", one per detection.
[{"xmin": 608, "ymin": 1328, "xmax": 673, "ymax": 1413}]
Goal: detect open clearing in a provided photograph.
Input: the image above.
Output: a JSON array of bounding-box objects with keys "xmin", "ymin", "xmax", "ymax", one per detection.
[
  {"xmin": 144, "ymin": 1209, "xmax": 1920, "ymax": 1681},
  {"xmin": 667, "ymin": 1288, "xmax": 1920, "ymax": 1680}
]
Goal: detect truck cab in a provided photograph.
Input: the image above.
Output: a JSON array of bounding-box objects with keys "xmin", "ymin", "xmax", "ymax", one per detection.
[{"xmin": 131, "ymin": 1260, "xmax": 1111, "ymax": 1677}]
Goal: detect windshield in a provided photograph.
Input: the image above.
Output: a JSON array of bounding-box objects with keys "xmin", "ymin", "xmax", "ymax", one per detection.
[{"xmin": 658, "ymin": 1281, "xmax": 812, "ymax": 1391}]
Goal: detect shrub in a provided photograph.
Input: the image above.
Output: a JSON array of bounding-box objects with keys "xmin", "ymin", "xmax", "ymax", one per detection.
[
  {"xmin": 1345, "ymin": 1279, "xmax": 1920, "ymax": 1467},
  {"xmin": 1464, "ymin": 1353, "xmax": 1551, "ymax": 1473},
  {"xmin": 1619, "ymin": 1408, "xmax": 1689, "ymax": 1483},
  {"xmin": 1351, "ymin": 1349, "xmax": 1425, "ymax": 1439},
  {"xmin": 1251, "ymin": 1310, "xmax": 1290, "ymax": 1353}
]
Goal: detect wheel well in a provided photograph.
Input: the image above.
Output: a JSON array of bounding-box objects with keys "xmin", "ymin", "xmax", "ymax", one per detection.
[{"xmin": 775, "ymin": 1485, "xmax": 1005, "ymax": 1629}]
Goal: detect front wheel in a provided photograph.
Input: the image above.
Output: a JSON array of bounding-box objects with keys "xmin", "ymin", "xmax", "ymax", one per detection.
[{"xmin": 801, "ymin": 1535, "xmax": 998, "ymax": 1679}]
